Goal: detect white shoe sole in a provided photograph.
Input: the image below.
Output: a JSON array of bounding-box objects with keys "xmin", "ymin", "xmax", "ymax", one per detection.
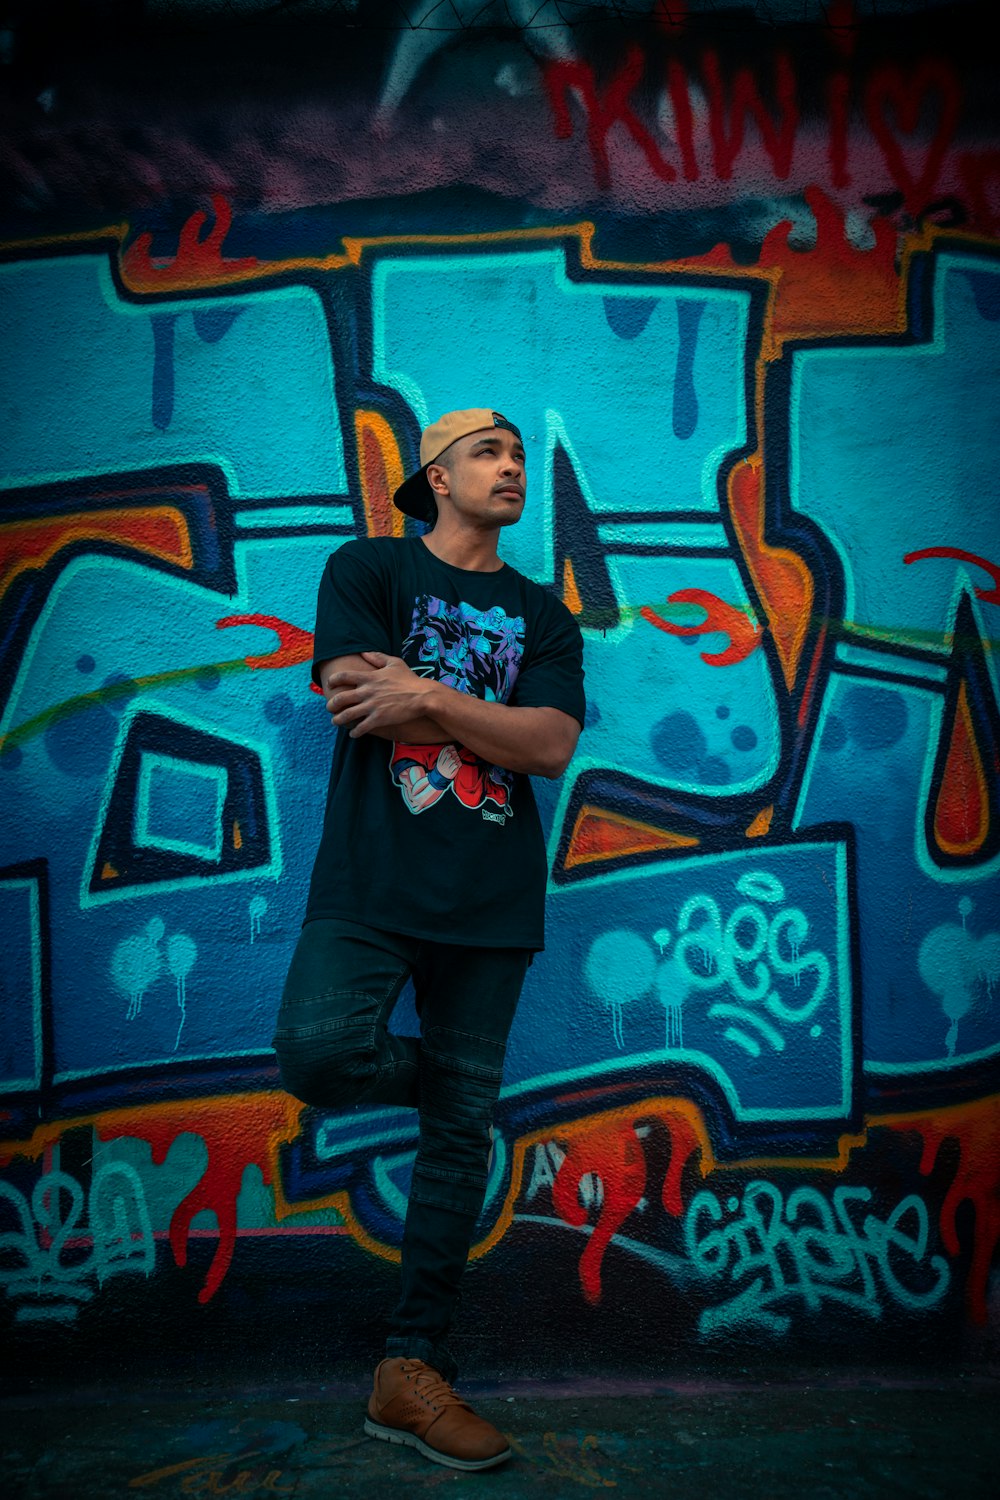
[{"xmin": 364, "ymin": 1416, "xmax": 512, "ymax": 1470}]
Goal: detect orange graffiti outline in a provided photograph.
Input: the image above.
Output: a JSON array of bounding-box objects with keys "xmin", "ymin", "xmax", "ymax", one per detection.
[{"xmin": 0, "ymin": 506, "xmax": 194, "ymax": 602}]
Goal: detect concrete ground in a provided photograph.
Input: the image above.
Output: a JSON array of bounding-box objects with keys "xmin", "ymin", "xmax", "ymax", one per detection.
[{"xmin": 2, "ymin": 1371, "xmax": 998, "ymax": 1499}]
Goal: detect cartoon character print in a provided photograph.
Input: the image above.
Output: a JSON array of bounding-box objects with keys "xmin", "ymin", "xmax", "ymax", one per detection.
[
  {"xmin": 390, "ymin": 595, "xmax": 525, "ymax": 817},
  {"xmin": 390, "ymin": 742, "xmax": 512, "ymax": 815}
]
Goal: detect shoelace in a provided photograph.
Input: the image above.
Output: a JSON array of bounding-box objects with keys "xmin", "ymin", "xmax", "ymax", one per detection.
[{"xmin": 401, "ymin": 1360, "xmax": 471, "ymax": 1411}]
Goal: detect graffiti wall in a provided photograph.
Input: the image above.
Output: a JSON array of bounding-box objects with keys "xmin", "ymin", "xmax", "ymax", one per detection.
[{"xmin": 1, "ymin": 0, "xmax": 998, "ymax": 1378}]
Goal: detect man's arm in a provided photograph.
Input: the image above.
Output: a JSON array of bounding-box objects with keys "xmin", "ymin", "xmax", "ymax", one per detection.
[
  {"xmin": 326, "ymin": 652, "xmax": 581, "ymax": 779},
  {"xmin": 318, "ymin": 655, "xmax": 449, "ymax": 745}
]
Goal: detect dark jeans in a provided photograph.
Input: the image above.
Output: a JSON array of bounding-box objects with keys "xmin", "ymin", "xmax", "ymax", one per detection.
[{"xmin": 272, "ymin": 918, "xmax": 529, "ymax": 1383}]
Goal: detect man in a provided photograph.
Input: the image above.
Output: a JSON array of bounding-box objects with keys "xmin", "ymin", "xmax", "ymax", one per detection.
[{"xmin": 273, "ymin": 408, "xmax": 585, "ymax": 1472}]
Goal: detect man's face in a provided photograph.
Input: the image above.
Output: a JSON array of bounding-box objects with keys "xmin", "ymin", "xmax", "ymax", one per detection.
[{"xmin": 427, "ymin": 426, "xmax": 526, "ymax": 529}]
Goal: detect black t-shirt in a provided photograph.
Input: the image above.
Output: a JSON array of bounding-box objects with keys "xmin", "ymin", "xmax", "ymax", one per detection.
[{"xmin": 305, "ymin": 537, "xmax": 586, "ymax": 949}]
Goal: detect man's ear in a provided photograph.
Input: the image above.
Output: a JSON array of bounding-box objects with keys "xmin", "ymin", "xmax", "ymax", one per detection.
[{"xmin": 426, "ymin": 462, "xmax": 450, "ymax": 498}]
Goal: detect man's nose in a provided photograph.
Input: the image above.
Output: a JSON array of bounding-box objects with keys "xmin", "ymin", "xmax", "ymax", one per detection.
[{"xmin": 499, "ymin": 452, "xmax": 522, "ymax": 475}]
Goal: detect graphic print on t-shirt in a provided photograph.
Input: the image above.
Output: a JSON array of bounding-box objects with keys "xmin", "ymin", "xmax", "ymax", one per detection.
[{"xmin": 389, "ymin": 594, "xmax": 525, "ymax": 817}]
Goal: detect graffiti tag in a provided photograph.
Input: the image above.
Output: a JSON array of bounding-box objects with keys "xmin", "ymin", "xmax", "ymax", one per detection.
[
  {"xmin": 0, "ymin": 1162, "xmax": 154, "ymax": 1322},
  {"xmin": 672, "ymin": 870, "xmax": 831, "ymax": 1055},
  {"xmin": 685, "ymin": 1179, "xmax": 950, "ymax": 1336}
]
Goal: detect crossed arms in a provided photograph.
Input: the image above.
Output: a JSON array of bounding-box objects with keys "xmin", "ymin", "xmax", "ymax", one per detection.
[{"xmin": 317, "ymin": 652, "xmax": 581, "ymax": 779}]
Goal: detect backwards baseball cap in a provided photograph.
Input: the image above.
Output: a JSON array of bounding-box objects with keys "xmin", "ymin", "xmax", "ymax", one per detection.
[{"xmin": 392, "ymin": 407, "xmax": 523, "ymax": 523}]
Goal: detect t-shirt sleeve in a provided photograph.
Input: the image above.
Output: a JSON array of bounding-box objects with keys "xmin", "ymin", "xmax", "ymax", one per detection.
[
  {"xmin": 311, "ymin": 541, "xmax": 394, "ymax": 686},
  {"xmin": 511, "ymin": 594, "xmax": 586, "ymax": 727}
]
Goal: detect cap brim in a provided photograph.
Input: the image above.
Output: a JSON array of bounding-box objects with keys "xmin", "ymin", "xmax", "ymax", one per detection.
[{"xmin": 392, "ymin": 466, "xmax": 437, "ymax": 522}]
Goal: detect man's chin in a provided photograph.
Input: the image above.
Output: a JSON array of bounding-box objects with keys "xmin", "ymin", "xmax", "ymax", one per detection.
[{"xmin": 493, "ymin": 499, "xmax": 525, "ymax": 527}]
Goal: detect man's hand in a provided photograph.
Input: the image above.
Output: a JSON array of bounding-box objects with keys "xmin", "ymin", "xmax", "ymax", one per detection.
[
  {"xmin": 327, "ymin": 651, "xmax": 436, "ymax": 738},
  {"xmin": 321, "ymin": 652, "xmax": 581, "ymax": 777}
]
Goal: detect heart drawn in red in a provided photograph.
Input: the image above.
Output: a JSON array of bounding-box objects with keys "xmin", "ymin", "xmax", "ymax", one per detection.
[{"xmin": 865, "ymin": 61, "xmax": 961, "ymax": 213}]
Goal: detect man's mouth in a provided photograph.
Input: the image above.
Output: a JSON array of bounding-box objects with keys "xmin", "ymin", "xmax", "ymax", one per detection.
[{"xmin": 494, "ymin": 486, "xmax": 524, "ymax": 499}]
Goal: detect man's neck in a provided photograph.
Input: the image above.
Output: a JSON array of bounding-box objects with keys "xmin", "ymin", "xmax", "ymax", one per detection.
[{"xmin": 420, "ymin": 525, "xmax": 505, "ymax": 573}]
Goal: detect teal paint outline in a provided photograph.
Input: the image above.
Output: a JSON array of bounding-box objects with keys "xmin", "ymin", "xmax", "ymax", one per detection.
[
  {"xmin": 371, "ymin": 253, "xmax": 432, "ymax": 429},
  {"xmin": 0, "ymin": 451, "xmax": 245, "ymax": 504},
  {"xmin": 596, "ymin": 521, "xmax": 730, "ymax": 550},
  {"xmin": 133, "ymin": 751, "xmax": 228, "ymax": 862},
  {"xmin": 834, "ymin": 643, "xmax": 948, "ymax": 683},
  {"xmin": 231, "ymin": 529, "xmax": 356, "ymax": 604},
  {"xmin": 550, "ymin": 739, "xmax": 780, "ymax": 851},
  {"xmin": 865, "ymin": 1037, "xmax": 1000, "ymax": 1074},
  {"xmin": 315, "ymin": 1115, "xmax": 417, "ymax": 1160},
  {"xmin": 233, "ymin": 506, "xmax": 353, "ymax": 529},
  {"xmin": 370, "ymin": 1152, "xmax": 415, "ymax": 1222},
  {"xmin": 833, "ymin": 839, "xmax": 854, "ymax": 1113},
  {"xmin": 514, "ymin": 1213, "xmax": 696, "ymax": 1285},
  {"xmin": 499, "ymin": 1046, "xmax": 848, "ymax": 1123},
  {"xmin": 52, "ymin": 1041, "xmax": 277, "ymax": 1082},
  {"xmin": 80, "ymin": 698, "xmax": 282, "ymax": 910}
]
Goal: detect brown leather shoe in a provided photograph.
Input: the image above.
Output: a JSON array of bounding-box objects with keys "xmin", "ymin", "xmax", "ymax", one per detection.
[{"xmin": 364, "ymin": 1357, "xmax": 512, "ymax": 1471}]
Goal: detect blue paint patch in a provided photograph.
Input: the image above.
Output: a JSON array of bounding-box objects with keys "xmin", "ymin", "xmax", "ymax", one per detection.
[
  {"xmin": 651, "ymin": 709, "xmax": 705, "ymax": 772},
  {"xmin": 44, "ymin": 702, "xmax": 119, "ymax": 777},
  {"xmin": 193, "ymin": 307, "xmax": 245, "ymax": 344},
  {"xmin": 964, "ymin": 269, "xmax": 1000, "ymax": 321},
  {"xmin": 843, "ymin": 685, "xmax": 907, "ymax": 750},
  {"xmin": 672, "ymin": 298, "xmax": 706, "ymax": 440},
  {"xmin": 700, "ymin": 755, "xmax": 733, "ymax": 785},
  {"xmin": 602, "ymin": 295, "xmax": 658, "ymax": 340},
  {"xmin": 821, "ymin": 714, "xmax": 849, "ymax": 752},
  {"xmin": 264, "ymin": 693, "xmax": 295, "ymax": 725},
  {"xmin": 101, "ymin": 672, "xmax": 138, "ymax": 716}
]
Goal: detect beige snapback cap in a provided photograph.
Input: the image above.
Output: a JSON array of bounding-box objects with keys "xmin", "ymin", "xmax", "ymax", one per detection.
[{"xmin": 392, "ymin": 408, "xmax": 523, "ymax": 522}]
